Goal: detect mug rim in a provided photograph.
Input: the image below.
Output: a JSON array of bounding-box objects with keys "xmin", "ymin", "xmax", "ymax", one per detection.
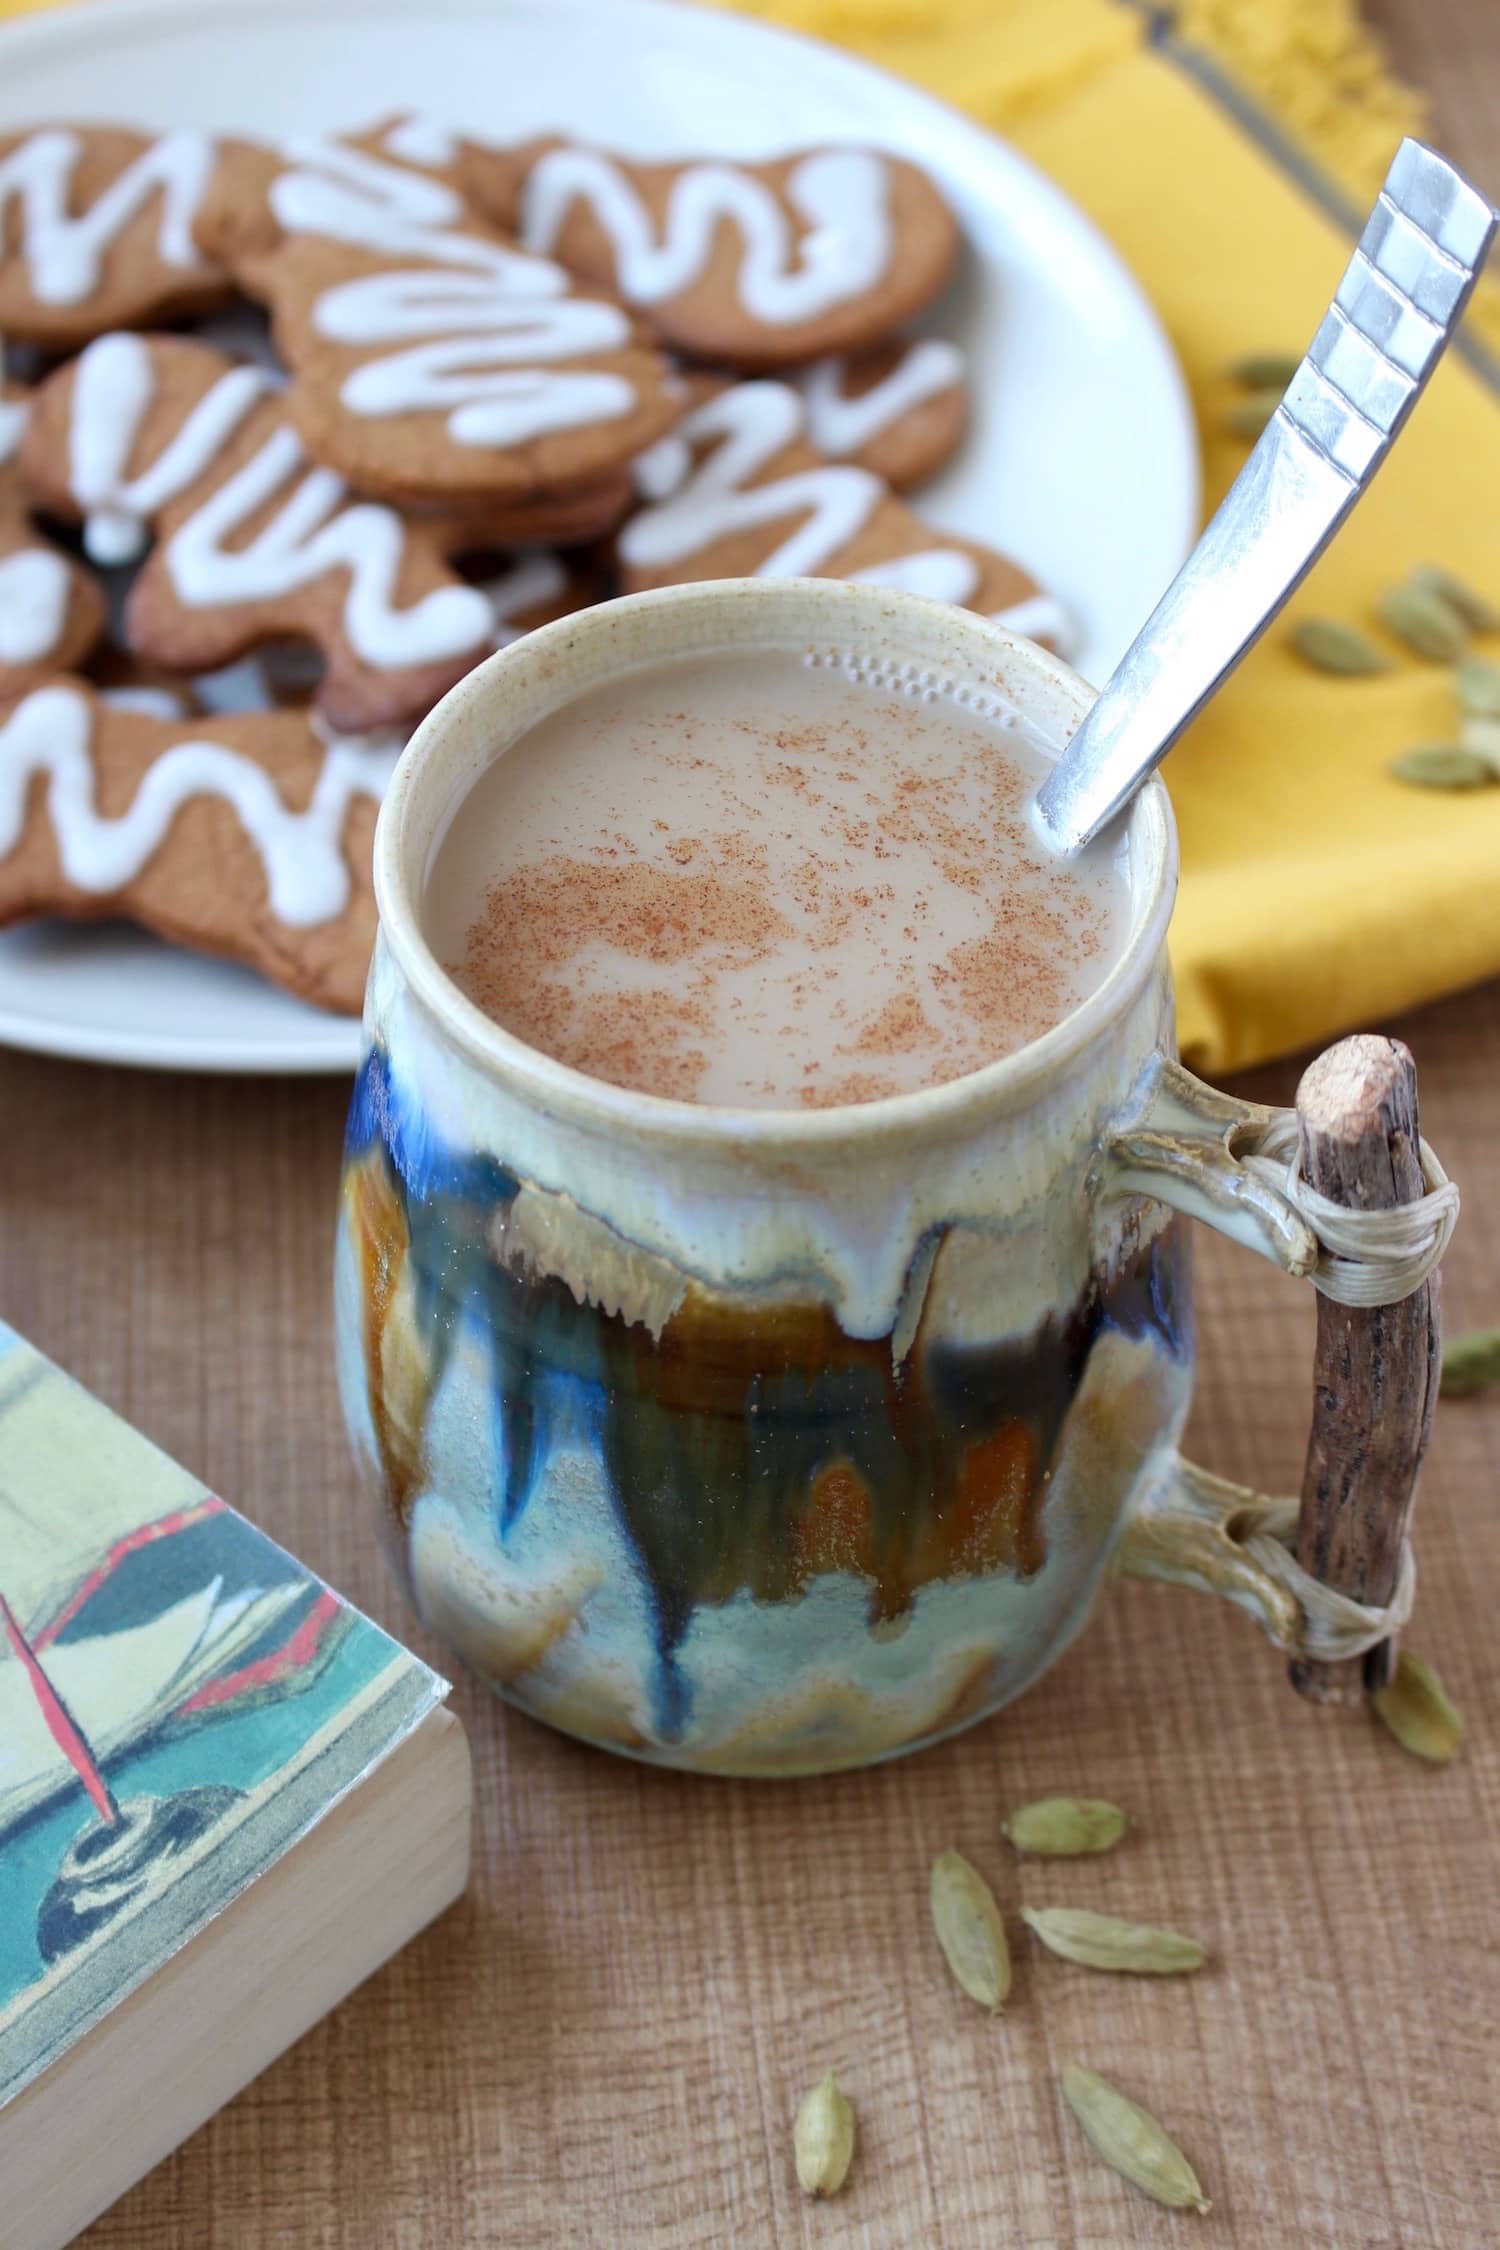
[{"xmin": 374, "ymin": 578, "xmax": 1179, "ymax": 1148}]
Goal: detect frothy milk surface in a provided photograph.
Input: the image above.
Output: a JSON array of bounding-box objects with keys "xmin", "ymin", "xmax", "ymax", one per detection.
[{"xmin": 429, "ymin": 647, "xmax": 1129, "ymax": 1108}]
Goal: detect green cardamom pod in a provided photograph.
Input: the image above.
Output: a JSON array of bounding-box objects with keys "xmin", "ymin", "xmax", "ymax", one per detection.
[
  {"xmin": 1373, "ymin": 1652, "xmax": 1462, "ymax": 1765},
  {"xmin": 1003, "ymin": 1797, "xmax": 1128, "ymax": 1856},
  {"xmin": 1379, "ymin": 582, "xmax": 1468, "ymax": 662},
  {"xmin": 1441, "ymin": 1327, "xmax": 1500, "ymax": 1398},
  {"xmin": 793, "ymin": 2071, "xmax": 855, "ymax": 2196},
  {"xmin": 1456, "ymin": 655, "xmax": 1500, "ymax": 718},
  {"xmin": 1389, "ymin": 745, "xmax": 1496, "ymax": 790},
  {"xmin": 1291, "ymin": 618, "xmax": 1391, "ymax": 675},
  {"xmin": 1460, "ymin": 715, "xmax": 1500, "ymax": 772},
  {"xmin": 930, "ymin": 1848, "xmax": 1011, "ymax": 2010},
  {"xmin": 1409, "ymin": 564, "xmax": 1500, "ymax": 634},
  {"xmin": 1223, "ymin": 390, "xmax": 1279, "ymax": 440},
  {"xmin": 1062, "ymin": 2065, "xmax": 1211, "ymax": 2214},
  {"xmin": 1229, "ymin": 351, "xmax": 1300, "ymax": 391},
  {"xmin": 1022, "ymin": 1905, "xmax": 1204, "ymax": 1975}
]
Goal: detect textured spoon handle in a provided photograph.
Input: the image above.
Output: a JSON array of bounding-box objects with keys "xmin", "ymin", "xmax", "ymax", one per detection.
[
  {"xmin": 1033, "ymin": 139, "xmax": 1497, "ymax": 855},
  {"xmin": 1291, "ymin": 140, "xmax": 1497, "ymax": 469}
]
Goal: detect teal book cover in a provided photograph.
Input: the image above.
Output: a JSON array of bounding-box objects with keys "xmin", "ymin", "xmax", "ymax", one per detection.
[{"xmin": 0, "ymin": 1319, "xmax": 447, "ymax": 2108}]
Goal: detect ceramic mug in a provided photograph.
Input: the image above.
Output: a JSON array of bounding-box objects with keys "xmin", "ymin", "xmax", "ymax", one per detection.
[{"xmin": 336, "ymin": 579, "xmax": 1388, "ymax": 1777}]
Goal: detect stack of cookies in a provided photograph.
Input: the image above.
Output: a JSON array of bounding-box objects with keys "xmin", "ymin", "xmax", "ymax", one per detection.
[{"xmin": 0, "ymin": 116, "xmax": 1062, "ymax": 1014}]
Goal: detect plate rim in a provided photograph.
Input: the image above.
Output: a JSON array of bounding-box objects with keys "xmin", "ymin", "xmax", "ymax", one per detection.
[
  {"xmin": 0, "ymin": 1002, "xmax": 364, "ymax": 1074},
  {"xmin": 0, "ymin": 0, "xmax": 1199, "ymax": 1075}
]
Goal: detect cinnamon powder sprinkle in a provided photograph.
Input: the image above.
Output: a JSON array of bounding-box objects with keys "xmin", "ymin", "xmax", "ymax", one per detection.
[{"xmin": 445, "ymin": 676, "xmax": 1122, "ymax": 1109}]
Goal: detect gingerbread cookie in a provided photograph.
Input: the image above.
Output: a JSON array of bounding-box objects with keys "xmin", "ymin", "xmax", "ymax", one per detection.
[
  {"xmin": 252, "ymin": 234, "xmax": 681, "ymax": 508},
  {"xmin": 204, "ymin": 263, "xmax": 638, "ymax": 543},
  {"xmin": 459, "ymin": 137, "xmax": 960, "ymax": 368},
  {"xmin": 21, "ymin": 333, "xmax": 590, "ymax": 731},
  {"xmin": 790, "ymin": 336, "xmax": 966, "ymax": 488},
  {"xmin": 0, "ymin": 364, "xmax": 106, "ymax": 695},
  {"xmin": 0, "ymin": 677, "xmax": 391, "ymax": 1012},
  {"xmin": 617, "ymin": 380, "xmax": 1065, "ymax": 648},
  {"xmin": 0, "ymin": 125, "xmax": 227, "ymax": 345},
  {"xmin": 192, "ymin": 126, "xmax": 473, "ymax": 271},
  {"xmin": 189, "ymin": 132, "xmax": 682, "ymax": 508},
  {"xmin": 203, "ymin": 139, "xmax": 639, "ymax": 539}
]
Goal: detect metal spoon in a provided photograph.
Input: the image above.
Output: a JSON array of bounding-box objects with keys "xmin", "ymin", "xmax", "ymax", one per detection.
[{"xmin": 1033, "ymin": 139, "xmax": 1497, "ymax": 855}]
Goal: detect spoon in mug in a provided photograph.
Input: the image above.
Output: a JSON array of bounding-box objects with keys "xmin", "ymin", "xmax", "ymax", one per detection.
[{"xmin": 1033, "ymin": 139, "xmax": 1498, "ymax": 855}]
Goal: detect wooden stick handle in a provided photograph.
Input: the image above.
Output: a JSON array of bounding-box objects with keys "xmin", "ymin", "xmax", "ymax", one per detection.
[{"xmin": 1289, "ymin": 1035, "xmax": 1442, "ymax": 1704}]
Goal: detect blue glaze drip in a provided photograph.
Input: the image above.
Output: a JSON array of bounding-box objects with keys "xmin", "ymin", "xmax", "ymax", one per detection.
[
  {"xmin": 347, "ymin": 1046, "xmax": 700, "ymax": 1732},
  {"xmin": 348, "ymin": 1045, "xmax": 519, "ymax": 1213},
  {"xmin": 1142, "ymin": 1229, "xmax": 1192, "ymax": 1360}
]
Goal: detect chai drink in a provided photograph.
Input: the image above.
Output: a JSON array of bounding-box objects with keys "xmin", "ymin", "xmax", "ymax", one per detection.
[{"xmin": 427, "ymin": 644, "xmax": 1127, "ymax": 1107}]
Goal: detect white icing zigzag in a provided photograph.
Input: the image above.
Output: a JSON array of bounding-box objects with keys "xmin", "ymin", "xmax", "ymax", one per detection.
[
  {"xmin": 270, "ymin": 139, "xmax": 551, "ymax": 278},
  {"xmin": 163, "ymin": 424, "xmax": 494, "ymax": 663},
  {"xmin": 0, "ymin": 128, "xmax": 213, "ymax": 307},
  {"xmin": 69, "ymin": 332, "xmax": 275, "ymax": 566},
  {"xmin": 0, "ymin": 548, "xmax": 72, "ymax": 666},
  {"xmin": 0, "ymin": 685, "xmax": 399, "ymax": 927},
  {"xmin": 623, "ymin": 383, "xmax": 884, "ymax": 576},
  {"xmin": 63, "ymin": 333, "xmax": 496, "ymax": 668},
  {"xmin": 315, "ymin": 270, "xmax": 636, "ymax": 448},
  {"xmin": 262, "ymin": 141, "xmax": 641, "ymax": 452},
  {"xmin": 519, "ymin": 146, "xmax": 894, "ymax": 325},
  {"xmin": 624, "ymin": 381, "xmax": 1071, "ymax": 649},
  {"xmin": 794, "ymin": 338, "xmax": 963, "ymax": 458}
]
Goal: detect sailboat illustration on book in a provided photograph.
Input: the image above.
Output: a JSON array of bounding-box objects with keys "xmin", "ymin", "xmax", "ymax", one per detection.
[
  {"xmin": 0, "ymin": 1537, "xmax": 321, "ymax": 1961},
  {"xmin": 1, "ymin": 1494, "xmax": 353, "ymax": 1971},
  {"xmin": 1, "ymin": 1495, "xmax": 343, "ymax": 1822},
  {"xmin": 1, "ymin": 1492, "xmax": 352, "ymax": 1960}
]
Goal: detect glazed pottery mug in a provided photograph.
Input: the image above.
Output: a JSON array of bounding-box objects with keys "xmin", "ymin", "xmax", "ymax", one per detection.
[{"xmin": 335, "ymin": 578, "xmax": 1425, "ymax": 1777}]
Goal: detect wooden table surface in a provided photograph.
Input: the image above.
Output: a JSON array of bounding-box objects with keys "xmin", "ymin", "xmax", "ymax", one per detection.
[{"xmin": 3, "ymin": 3, "xmax": 1498, "ymax": 2244}]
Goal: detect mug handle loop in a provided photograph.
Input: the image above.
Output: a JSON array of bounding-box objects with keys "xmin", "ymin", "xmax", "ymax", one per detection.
[{"xmin": 1104, "ymin": 1037, "xmax": 1451, "ymax": 1702}]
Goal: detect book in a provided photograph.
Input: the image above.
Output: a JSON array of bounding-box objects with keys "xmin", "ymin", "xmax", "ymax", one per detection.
[{"xmin": 0, "ymin": 1320, "xmax": 471, "ymax": 2249}]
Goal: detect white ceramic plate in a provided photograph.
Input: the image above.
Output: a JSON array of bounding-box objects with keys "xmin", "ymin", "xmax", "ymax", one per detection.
[{"xmin": 0, "ymin": 0, "xmax": 1198, "ymax": 1074}]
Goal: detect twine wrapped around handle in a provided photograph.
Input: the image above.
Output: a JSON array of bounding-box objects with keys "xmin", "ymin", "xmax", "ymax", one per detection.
[
  {"xmin": 1240, "ymin": 1115, "xmax": 1458, "ymax": 1308},
  {"xmin": 1228, "ymin": 1491, "xmax": 1417, "ymax": 1663}
]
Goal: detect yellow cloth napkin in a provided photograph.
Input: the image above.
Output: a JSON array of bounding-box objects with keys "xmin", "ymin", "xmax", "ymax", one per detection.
[{"xmin": 3, "ymin": 0, "xmax": 1497, "ymax": 1073}]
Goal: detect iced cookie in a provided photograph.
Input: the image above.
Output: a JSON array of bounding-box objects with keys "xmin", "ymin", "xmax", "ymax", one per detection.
[
  {"xmin": 459, "ymin": 138, "xmax": 960, "ymax": 368},
  {"xmin": 192, "ymin": 126, "xmax": 473, "ymax": 271},
  {"xmin": 0, "ymin": 677, "xmax": 391, "ymax": 1012},
  {"xmin": 0, "ymin": 371, "xmax": 106, "ymax": 695},
  {"xmin": 617, "ymin": 380, "xmax": 1065, "ymax": 648},
  {"xmin": 195, "ymin": 284, "xmax": 634, "ymax": 541},
  {"xmin": 21, "ymin": 333, "xmax": 590, "ymax": 732},
  {"xmin": 248, "ymin": 233, "xmax": 682, "ymax": 509},
  {"xmin": 190, "ymin": 133, "xmax": 682, "ymax": 507},
  {"xmin": 790, "ymin": 337, "xmax": 966, "ymax": 488},
  {"xmin": 0, "ymin": 125, "xmax": 227, "ymax": 345}
]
